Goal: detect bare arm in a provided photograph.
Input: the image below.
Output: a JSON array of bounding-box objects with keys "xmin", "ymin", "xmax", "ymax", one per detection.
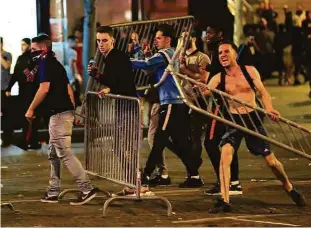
[
  {"xmin": 203, "ymin": 73, "xmax": 221, "ymax": 96},
  {"xmin": 180, "ymin": 54, "xmax": 211, "ymax": 82},
  {"xmin": 179, "ymin": 65, "xmax": 200, "ymax": 79},
  {"xmin": 67, "ymin": 84, "xmax": 75, "ymax": 108},
  {"xmin": 71, "ymin": 59, "xmax": 82, "ymax": 84},
  {"xmin": 246, "ymin": 66, "xmax": 280, "ymax": 116}
]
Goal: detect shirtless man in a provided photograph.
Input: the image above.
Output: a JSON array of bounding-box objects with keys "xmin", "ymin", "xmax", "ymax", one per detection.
[{"xmin": 205, "ymin": 41, "xmax": 306, "ymax": 213}]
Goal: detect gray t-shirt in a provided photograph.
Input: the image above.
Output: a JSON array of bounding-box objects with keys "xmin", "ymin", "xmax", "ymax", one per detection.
[
  {"xmin": 1, "ymin": 51, "xmax": 12, "ymax": 90},
  {"xmin": 64, "ymin": 48, "xmax": 77, "ymax": 84}
]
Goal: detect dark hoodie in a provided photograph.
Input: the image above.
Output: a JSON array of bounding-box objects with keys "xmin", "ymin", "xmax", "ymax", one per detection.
[{"xmin": 7, "ymin": 50, "xmax": 40, "ymax": 107}]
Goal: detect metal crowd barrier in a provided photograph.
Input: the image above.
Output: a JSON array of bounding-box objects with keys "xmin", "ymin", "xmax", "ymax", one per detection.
[
  {"xmin": 84, "ymin": 92, "xmax": 172, "ymax": 216},
  {"xmin": 110, "ymin": 16, "xmax": 194, "ymax": 89},
  {"xmin": 76, "ymin": 16, "xmax": 194, "ymax": 122},
  {"xmin": 169, "ymin": 71, "xmax": 311, "ymax": 160}
]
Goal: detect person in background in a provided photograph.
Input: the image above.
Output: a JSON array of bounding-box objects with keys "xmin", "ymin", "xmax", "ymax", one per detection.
[
  {"xmin": 5, "ymin": 38, "xmax": 41, "ymax": 150},
  {"xmin": 273, "ymin": 24, "xmax": 292, "ymax": 85},
  {"xmin": 179, "ymin": 30, "xmax": 210, "ymax": 178},
  {"xmin": 65, "ymin": 35, "xmax": 82, "ymax": 107},
  {"xmin": 73, "ymin": 28, "xmax": 83, "ymax": 78},
  {"xmin": 302, "ymin": 11, "xmax": 311, "ymax": 98},
  {"xmin": 1, "ymin": 37, "xmax": 13, "ymax": 147}
]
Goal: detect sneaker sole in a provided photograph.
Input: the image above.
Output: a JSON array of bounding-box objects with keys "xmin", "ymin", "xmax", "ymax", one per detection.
[
  {"xmin": 40, "ymin": 199, "xmax": 59, "ymax": 203},
  {"xmin": 150, "ymin": 184, "xmax": 172, "ymax": 187},
  {"xmin": 204, "ymin": 191, "xmax": 242, "ymax": 196},
  {"xmin": 112, "ymin": 191, "xmax": 155, "ymax": 197},
  {"xmin": 229, "ymin": 190, "xmax": 243, "ymax": 196},
  {"xmin": 70, "ymin": 193, "xmax": 97, "ymax": 206},
  {"xmin": 204, "ymin": 192, "xmax": 221, "ymax": 196}
]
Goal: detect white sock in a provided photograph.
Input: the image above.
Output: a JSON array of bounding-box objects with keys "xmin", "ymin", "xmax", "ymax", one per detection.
[
  {"xmin": 231, "ymin": 181, "xmax": 240, "ymax": 186},
  {"xmin": 161, "ymin": 175, "xmax": 168, "ymax": 179},
  {"xmin": 191, "ymin": 175, "xmax": 200, "ymax": 179}
]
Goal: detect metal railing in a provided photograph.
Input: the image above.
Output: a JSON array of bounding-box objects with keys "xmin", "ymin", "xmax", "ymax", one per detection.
[
  {"xmin": 170, "ymin": 71, "xmax": 311, "ymax": 160},
  {"xmin": 77, "ymin": 15, "xmax": 194, "ymax": 123},
  {"xmin": 85, "ymin": 92, "xmax": 172, "ymax": 216}
]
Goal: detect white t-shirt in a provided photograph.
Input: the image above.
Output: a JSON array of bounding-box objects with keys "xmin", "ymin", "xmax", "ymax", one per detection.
[{"xmin": 65, "ymin": 47, "xmax": 77, "ymax": 84}]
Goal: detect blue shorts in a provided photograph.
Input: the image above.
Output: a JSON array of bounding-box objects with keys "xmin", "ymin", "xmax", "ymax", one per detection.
[{"xmin": 219, "ymin": 112, "xmax": 271, "ymax": 157}]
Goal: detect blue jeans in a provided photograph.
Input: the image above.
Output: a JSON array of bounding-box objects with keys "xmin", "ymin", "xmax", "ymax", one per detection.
[{"xmin": 47, "ymin": 111, "xmax": 92, "ymax": 195}]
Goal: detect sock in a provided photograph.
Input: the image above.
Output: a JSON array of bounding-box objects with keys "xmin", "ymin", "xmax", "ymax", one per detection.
[
  {"xmin": 191, "ymin": 175, "xmax": 200, "ymax": 179},
  {"xmin": 231, "ymin": 181, "xmax": 240, "ymax": 186},
  {"xmin": 83, "ymin": 190, "xmax": 91, "ymax": 195}
]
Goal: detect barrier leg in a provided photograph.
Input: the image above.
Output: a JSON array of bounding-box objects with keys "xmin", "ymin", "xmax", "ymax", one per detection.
[
  {"xmin": 1, "ymin": 203, "xmax": 15, "ymax": 211},
  {"xmin": 102, "ymin": 195, "xmax": 172, "ymax": 217}
]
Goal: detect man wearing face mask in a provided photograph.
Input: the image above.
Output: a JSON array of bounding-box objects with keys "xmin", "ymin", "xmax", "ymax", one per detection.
[
  {"xmin": 25, "ymin": 34, "xmax": 98, "ymax": 205},
  {"xmin": 202, "ymin": 25, "xmax": 242, "ymax": 196},
  {"xmin": 5, "ymin": 38, "xmax": 41, "ymax": 150}
]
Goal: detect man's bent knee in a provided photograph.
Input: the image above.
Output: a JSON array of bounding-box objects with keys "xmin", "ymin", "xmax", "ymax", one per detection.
[
  {"xmin": 221, "ymin": 143, "xmax": 234, "ymax": 155},
  {"xmin": 264, "ymin": 153, "xmax": 278, "ymax": 167}
]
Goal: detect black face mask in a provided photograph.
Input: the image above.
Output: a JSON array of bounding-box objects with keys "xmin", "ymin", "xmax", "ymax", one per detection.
[{"xmin": 30, "ymin": 50, "xmax": 43, "ymax": 62}]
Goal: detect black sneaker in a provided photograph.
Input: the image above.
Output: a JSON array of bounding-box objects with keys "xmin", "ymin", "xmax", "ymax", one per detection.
[
  {"xmin": 70, "ymin": 187, "xmax": 98, "ymax": 205},
  {"xmin": 288, "ymin": 189, "xmax": 306, "ymax": 207},
  {"xmin": 41, "ymin": 192, "xmax": 59, "ymax": 203},
  {"xmin": 149, "ymin": 175, "xmax": 172, "ymax": 187},
  {"xmin": 141, "ymin": 173, "xmax": 150, "ymax": 186},
  {"xmin": 179, "ymin": 176, "xmax": 204, "ymax": 188},
  {"xmin": 208, "ymin": 198, "xmax": 232, "ymax": 213},
  {"xmin": 229, "ymin": 184, "xmax": 243, "ymax": 195},
  {"xmin": 28, "ymin": 143, "xmax": 42, "ymax": 150},
  {"xmin": 204, "ymin": 183, "xmax": 220, "ymax": 195}
]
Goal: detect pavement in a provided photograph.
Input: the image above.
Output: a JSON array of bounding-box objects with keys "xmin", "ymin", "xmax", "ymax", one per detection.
[{"xmin": 1, "ymin": 79, "xmax": 311, "ymax": 227}]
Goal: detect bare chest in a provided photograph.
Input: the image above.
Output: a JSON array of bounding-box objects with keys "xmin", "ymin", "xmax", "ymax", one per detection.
[{"xmin": 224, "ymin": 74, "xmax": 252, "ymax": 95}]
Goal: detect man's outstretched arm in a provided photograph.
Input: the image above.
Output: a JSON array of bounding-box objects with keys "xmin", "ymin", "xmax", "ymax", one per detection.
[
  {"xmin": 246, "ymin": 66, "xmax": 280, "ymax": 117},
  {"xmin": 131, "ymin": 53, "xmax": 166, "ymax": 70}
]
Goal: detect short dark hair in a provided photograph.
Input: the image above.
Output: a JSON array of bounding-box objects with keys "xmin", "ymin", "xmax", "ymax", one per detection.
[
  {"xmin": 31, "ymin": 36, "xmax": 40, "ymax": 43},
  {"xmin": 96, "ymin": 26, "xmax": 114, "ymax": 37},
  {"xmin": 22, "ymin": 38, "xmax": 31, "ymax": 45},
  {"xmin": 157, "ymin": 24, "xmax": 174, "ymax": 39},
  {"xmin": 219, "ymin": 40, "xmax": 239, "ymax": 54},
  {"xmin": 68, "ymin": 35, "xmax": 76, "ymax": 41},
  {"xmin": 206, "ymin": 24, "xmax": 223, "ymax": 34},
  {"xmin": 37, "ymin": 34, "xmax": 51, "ymax": 41},
  {"xmin": 32, "ymin": 34, "xmax": 52, "ymax": 50},
  {"xmin": 0, "ymin": 37, "xmax": 3, "ymax": 45}
]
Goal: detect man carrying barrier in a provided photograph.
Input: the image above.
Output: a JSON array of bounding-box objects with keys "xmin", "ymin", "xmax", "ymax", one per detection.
[
  {"xmin": 202, "ymin": 41, "xmax": 306, "ymax": 213},
  {"xmin": 131, "ymin": 24, "xmax": 204, "ymax": 188}
]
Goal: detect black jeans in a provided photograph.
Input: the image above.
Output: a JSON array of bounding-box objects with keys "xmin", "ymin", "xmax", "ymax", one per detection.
[
  {"xmin": 189, "ymin": 110, "xmax": 206, "ymax": 171},
  {"xmin": 1, "ymin": 90, "xmax": 13, "ymax": 145},
  {"xmin": 145, "ymin": 103, "xmax": 198, "ymax": 176}
]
